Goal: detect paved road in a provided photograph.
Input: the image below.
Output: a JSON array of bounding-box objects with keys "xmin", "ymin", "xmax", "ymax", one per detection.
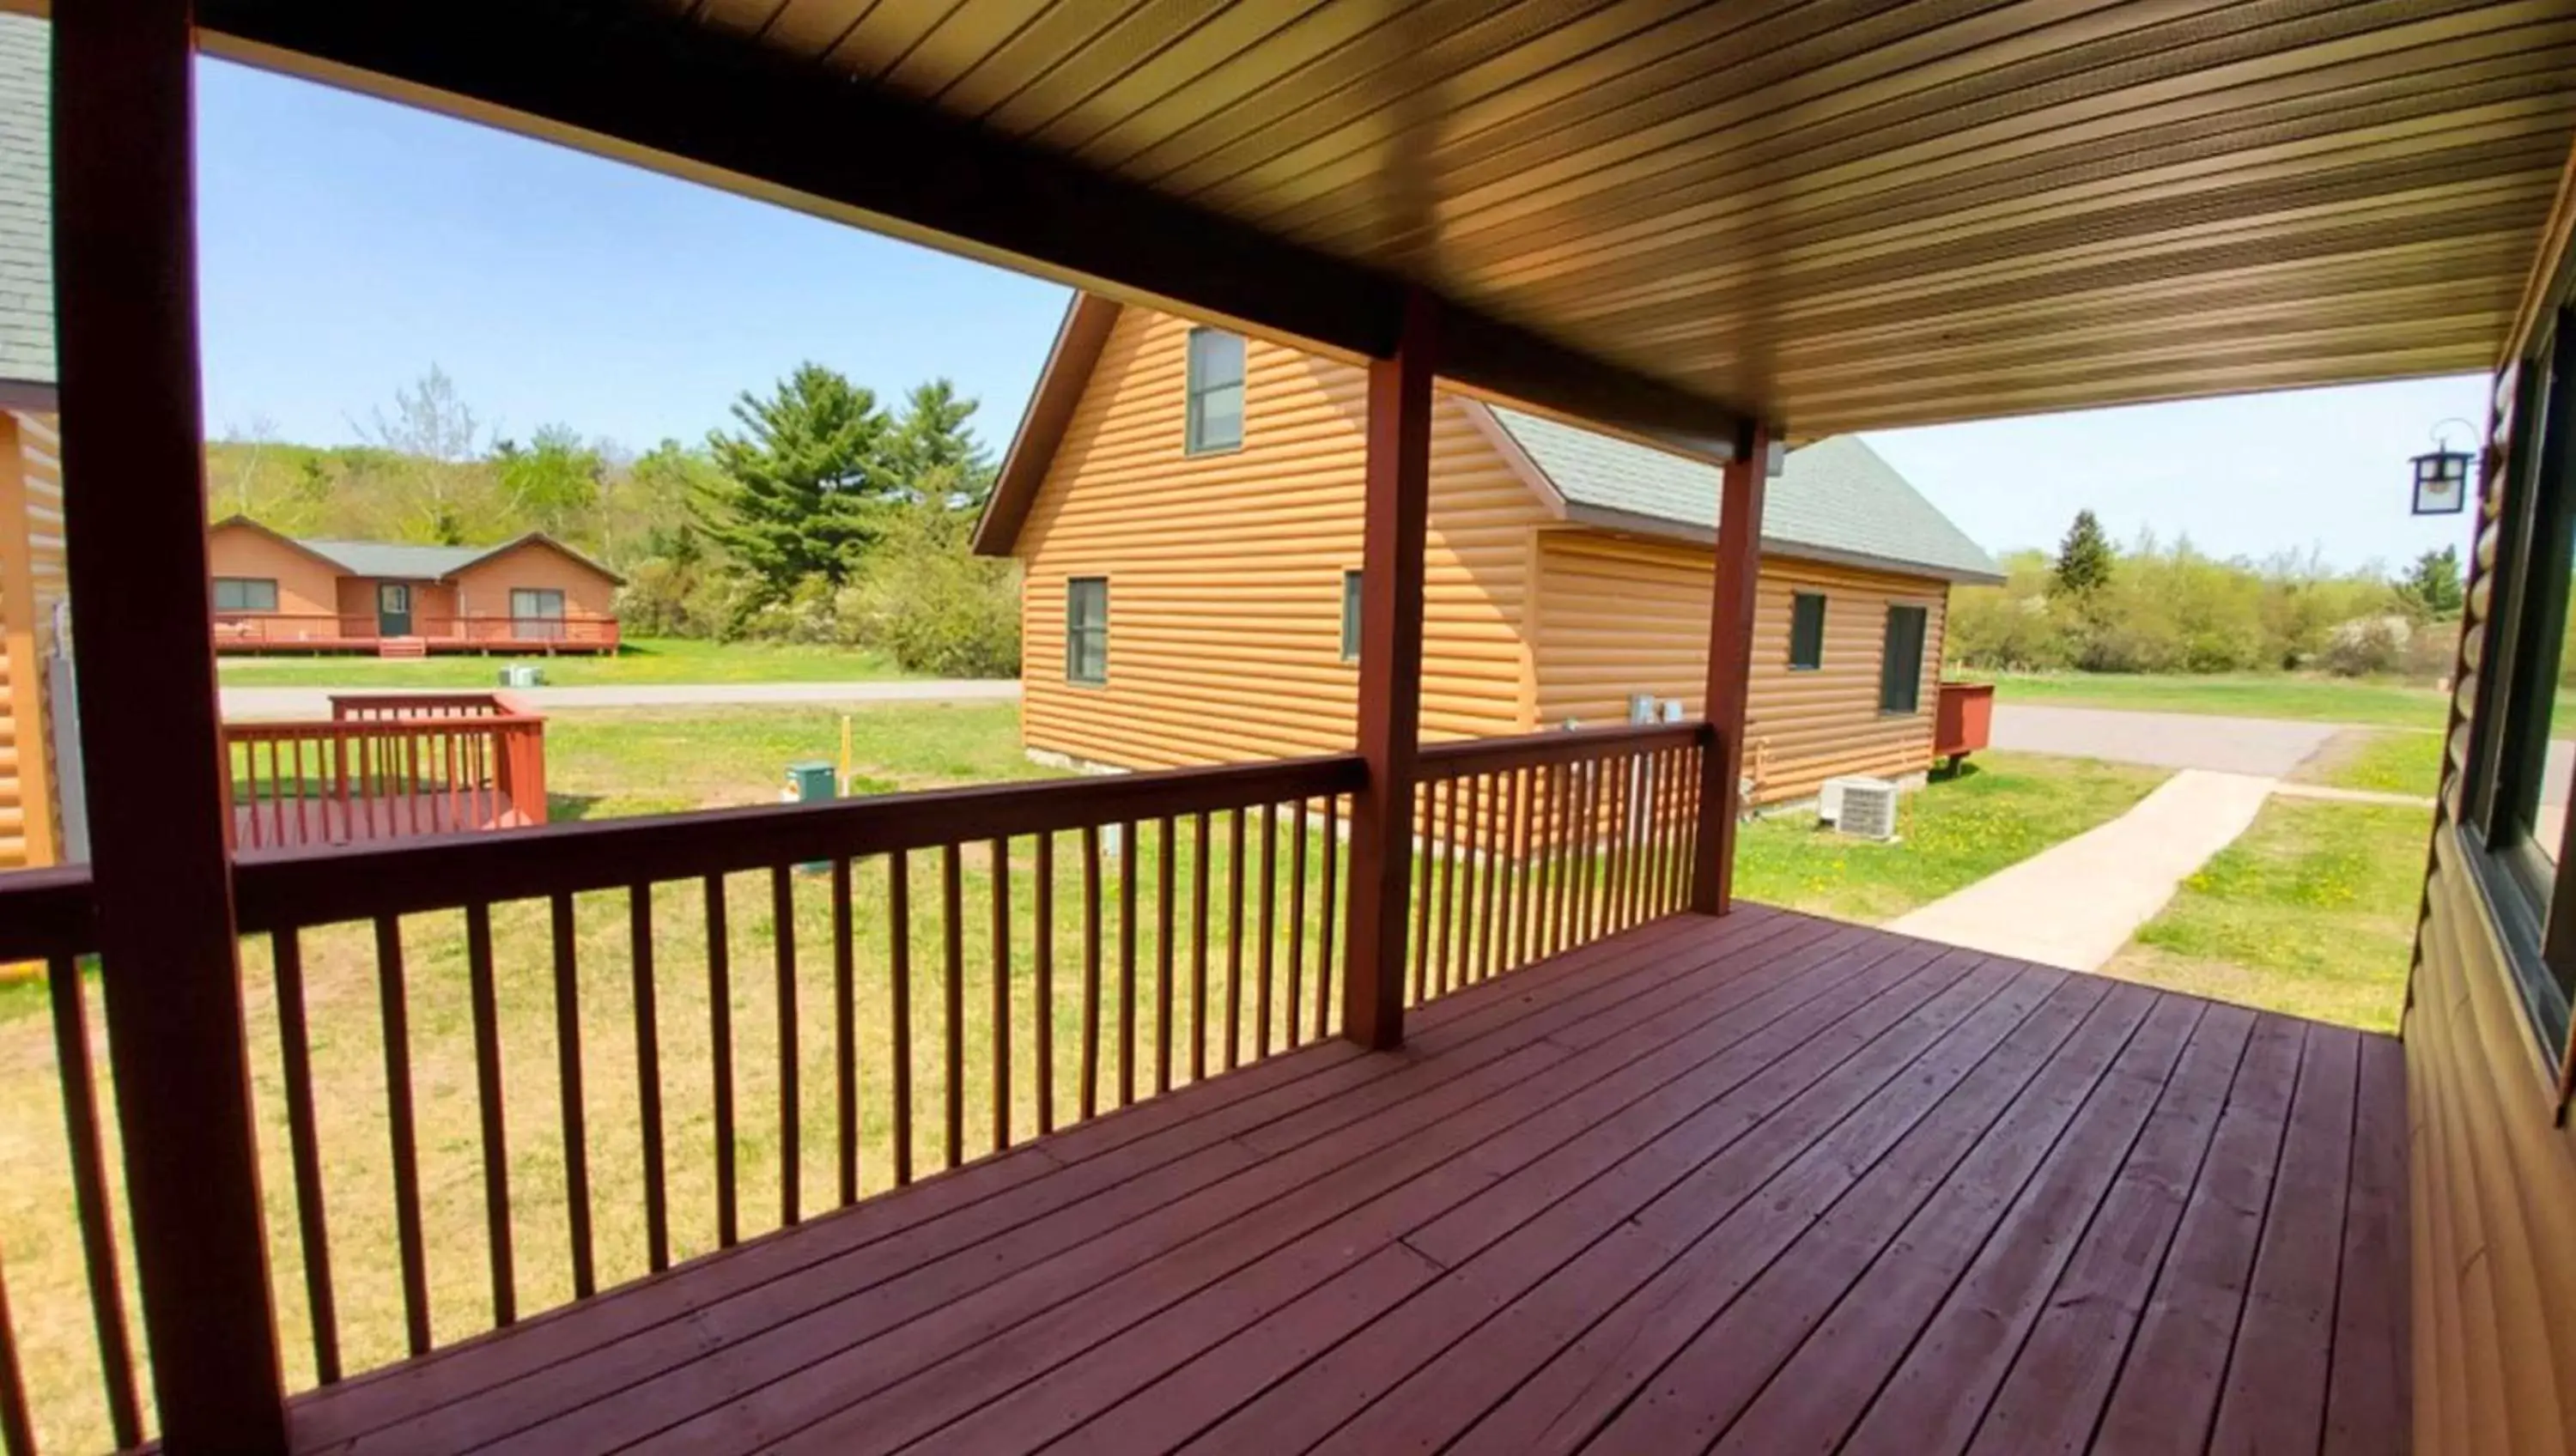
[
  {"xmin": 1990, "ymin": 703, "xmax": 2341, "ymax": 777},
  {"xmin": 220, "ymin": 678, "xmax": 1023, "ymax": 719}
]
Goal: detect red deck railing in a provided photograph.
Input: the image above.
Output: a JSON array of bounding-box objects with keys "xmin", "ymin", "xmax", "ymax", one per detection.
[
  {"xmin": 0, "ymin": 722, "xmax": 1708, "ymax": 1452},
  {"xmin": 222, "ymin": 693, "xmax": 548, "ymax": 850},
  {"xmin": 212, "ymin": 612, "xmax": 620, "ymax": 651}
]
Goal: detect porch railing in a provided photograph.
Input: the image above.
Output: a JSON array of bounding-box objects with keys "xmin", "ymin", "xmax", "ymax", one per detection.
[
  {"xmin": 222, "ymin": 694, "xmax": 549, "ymax": 850},
  {"xmin": 0, "ymin": 722, "xmax": 1706, "ymax": 1452},
  {"xmin": 212, "ymin": 612, "xmax": 621, "ymax": 649}
]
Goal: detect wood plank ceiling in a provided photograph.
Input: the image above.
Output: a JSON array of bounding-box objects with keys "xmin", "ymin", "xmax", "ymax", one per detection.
[{"xmin": 222, "ymin": 0, "xmax": 2576, "ymax": 437}]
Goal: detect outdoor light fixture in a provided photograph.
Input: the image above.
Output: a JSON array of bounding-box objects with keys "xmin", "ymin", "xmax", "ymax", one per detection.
[{"xmin": 2412, "ymin": 419, "xmax": 2476, "ymax": 516}]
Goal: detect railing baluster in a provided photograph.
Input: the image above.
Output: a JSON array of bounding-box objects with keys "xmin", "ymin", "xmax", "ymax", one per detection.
[
  {"xmin": 1315, "ymin": 795, "xmax": 1340, "ymax": 1042},
  {"xmin": 1224, "ymin": 809, "xmax": 1245, "ymax": 1071},
  {"xmin": 629, "ymin": 884, "xmax": 670, "ymax": 1272},
  {"xmin": 0, "ymin": 1241, "xmax": 32, "ymax": 1456},
  {"xmin": 1554, "ymin": 759, "xmax": 1579, "ymax": 956},
  {"xmin": 1284, "ymin": 798, "xmax": 1307, "ymax": 1046},
  {"xmin": 942, "ymin": 842, "xmax": 965, "ymax": 1170},
  {"xmin": 1081, "ymin": 826, "xmax": 1102, "ymax": 1117},
  {"xmin": 465, "ymin": 901, "xmax": 516, "ymax": 1323},
  {"xmin": 550, "ymin": 892, "xmax": 595, "ymax": 1299},
  {"xmin": 48, "ymin": 954, "xmax": 144, "ymax": 1440},
  {"xmin": 1478, "ymin": 772, "xmax": 1504, "ymax": 981},
  {"xmin": 1255, "ymin": 803, "xmax": 1278, "ymax": 1057},
  {"xmin": 1604, "ymin": 752, "xmax": 1630, "ymax": 933},
  {"xmin": 1190, "ymin": 812, "xmax": 1211, "ymax": 1082},
  {"xmin": 889, "ymin": 852, "xmax": 914, "ymax": 1187},
  {"xmin": 705, "ymin": 876, "xmax": 738, "ymax": 1249},
  {"xmin": 1117, "ymin": 821, "xmax": 1139, "ymax": 1108},
  {"xmin": 1155, "ymin": 816, "xmax": 1176, "ymax": 1094},
  {"xmin": 1435, "ymin": 776, "xmax": 1459, "ymax": 997},
  {"xmin": 1034, "ymin": 833, "xmax": 1055, "ymax": 1136},
  {"xmin": 375, "ymin": 914, "xmax": 433, "ymax": 1351},
  {"xmin": 832, "ymin": 856, "xmax": 858, "ymax": 1205},
  {"xmin": 773, "ymin": 864, "xmax": 800, "ymax": 1225},
  {"xmin": 1408, "ymin": 783, "xmax": 1433, "ymax": 1006},
  {"xmin": 267, "ymin": 930, "xmax": 338, "ymax": 1386},
  {"xmin": 990, "ymin": 836, "xmax": 1012, "ymax": 1151}
]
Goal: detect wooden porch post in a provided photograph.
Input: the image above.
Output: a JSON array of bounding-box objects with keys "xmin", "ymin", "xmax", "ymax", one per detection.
[
  {"xmin": 55, "ymin": 3, "xmax": 289, "ymax": 1448},
  {"xmin": 1340, "ymin": 289, "xmax": 1437, "ymax": 1050},
  {"xmin": 1692, "ymin": 423, "xmax": 1771, "ymax": 915}
]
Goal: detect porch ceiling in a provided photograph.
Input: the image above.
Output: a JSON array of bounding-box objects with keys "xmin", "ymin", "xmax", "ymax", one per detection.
[{"xmin": 194, "ymin": 0, "xmax": 2576, "ymax": 439}]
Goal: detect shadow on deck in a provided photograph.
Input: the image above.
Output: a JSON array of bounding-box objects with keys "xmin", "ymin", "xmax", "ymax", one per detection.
[{"xmin": 285, "ymin": 906, "xmax": 2407, "ymax": 1455}]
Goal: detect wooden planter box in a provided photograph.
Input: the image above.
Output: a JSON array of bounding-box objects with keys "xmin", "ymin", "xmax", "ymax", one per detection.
[{"xmin": 1935, "ymin": 680, "xmax": 1996, "ymax": 764}]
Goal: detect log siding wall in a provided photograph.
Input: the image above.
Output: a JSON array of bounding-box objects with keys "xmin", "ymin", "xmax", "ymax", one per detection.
[
  {"xmin": 0, "ymin": 409, "xmax": 66, "ymax": 868},
  {"xmin": 1012, "ymin": 306, "xmax": 1949, "ymax": 804}
]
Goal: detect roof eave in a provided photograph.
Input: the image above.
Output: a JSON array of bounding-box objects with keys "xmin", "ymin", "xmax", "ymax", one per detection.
[
  {"xmin": 975, "ymin": 292, "xmax": 1121, "ymax": 557},
  {"xmin": 1558, "ymin": 502, "xmax": 2002, "ymax": 585}
]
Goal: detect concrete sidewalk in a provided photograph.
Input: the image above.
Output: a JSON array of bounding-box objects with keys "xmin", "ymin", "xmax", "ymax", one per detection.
[
  {"xmin": 1886, "ymin": 768, "xmax": 2279, "ymax": 971},
  {"xmin": 220, "ymin": 678, "xmax": 1022, "ymax": 719}
]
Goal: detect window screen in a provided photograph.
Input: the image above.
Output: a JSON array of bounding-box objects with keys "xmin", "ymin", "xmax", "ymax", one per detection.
[
  {"xmin": 1066, "ymin": 577, "xmax": 1109, "ymax": 684},
  {"xmin": 1341, "ymin": 570, "xmax": 1363, "ymax": 663},
  {"xmin": 1789, "ymin": 592, "xmax": 1826, "ymax": 670},
  {"xmin": 1185, "ymin": 328, "xmax": 1246, "ymax": 455},
  {"xmin": 1880, "ymin": 605, "xmax": 1928, "ymax": 713},
  {"xmin": 212, "ymin": 577, "xmax": 278, "ymax": 613}
]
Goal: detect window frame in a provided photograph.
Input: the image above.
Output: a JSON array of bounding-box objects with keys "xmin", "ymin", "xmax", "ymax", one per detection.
[
  {"xmin": 1340, "ymin": 569, "xmax": 1363, "ymax": 664},
  {"xmin": 1183, "ymin": 326, "xmax": 1246, "ymax": 457},
  {"xmin": 1064, "ymin": 576, "xmax": 1109, "ymax": 686},
  {"xmin": 211, "ymin": 576, "xmax": 279, "ymax": 614},
  {"xmin": 1879, "ymin": 604, "xmax": 1929, "ymax": 715},
  {"xmin": 1788, "ymin": 592, "xmax": 1827, "ymax": 671}
]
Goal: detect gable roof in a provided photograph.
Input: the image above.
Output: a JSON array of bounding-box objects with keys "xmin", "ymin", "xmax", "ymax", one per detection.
[
  {"xmin": 0, "ymin": 14, "xmax": 52, "ymax": 403},
  {"xmin": 209, "ymin": 518, "xmax": 625, "ymax": 585},
  {"xmin": 1484, "ymin": 410, "xmax": 2002, "ymax": 585}
]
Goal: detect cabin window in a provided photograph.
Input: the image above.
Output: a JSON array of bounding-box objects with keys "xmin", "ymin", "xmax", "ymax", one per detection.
[
  {"xmin": 1879, "ymin": 605, "xmax": 1928, "ymax": 713},
  {"xmin": 2463, "ymin": 306, "xmax": 2576, "ymax": 1054},
  {"xmin": 1185, "ymin": 327, "xmax": 1246, "ymax": 455},
  {"xmin": 1066, "ymin": 577, "xmax": 1109, "ymax": 684},
  {"xmin": 513, "ymin": 588, "xmax": 567, "ymax": 641},
  {"xmin": 1788, "ymin": 592, "xmax": 1826, "ymax": 670},
  {"xmin": 1340, "ymin": 570, "xmax": 1363, "ymax": 662},
  {"xmin": 212, "ymin": 577, "xmax": 278, "ymax": 613}
]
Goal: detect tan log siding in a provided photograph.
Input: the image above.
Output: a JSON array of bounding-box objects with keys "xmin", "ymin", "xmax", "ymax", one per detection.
[
  {"xmin": 1532, "ymin": 533, "xmax": 1942, "ymax": 804},
  {"xmin": 1017, "ymin": 306, "xmax": 1548, "ymax": 769},
  {"xmin": 0, "ymin": 410, "xmax": 66, "ymax": 868},
  {"xmin": 2409, "ymin": 828, "xmax": 2576, "ymax": 1455}
]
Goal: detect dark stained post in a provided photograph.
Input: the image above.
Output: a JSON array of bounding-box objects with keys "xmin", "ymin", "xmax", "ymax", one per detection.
[
  {"xmin": 1340, "ymin": 290, "xmax": 1437, "ymax": 1050},
  {"xmin": 1692, "ymin": 423, "xmax": 1771, "ymax": 916},
  {"xmin": 56, "ymin": 3, "xmax": 289, "ymax": 1447}
]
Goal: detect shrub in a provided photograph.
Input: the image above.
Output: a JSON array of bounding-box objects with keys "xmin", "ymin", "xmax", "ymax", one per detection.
[
  {"xmin": 838, "ymin": 501, "xmax": 1021, "ymax": 676},
  {"xmin": 2318, "ymin": 615, "xmax": 2409, "ymax": 676}
]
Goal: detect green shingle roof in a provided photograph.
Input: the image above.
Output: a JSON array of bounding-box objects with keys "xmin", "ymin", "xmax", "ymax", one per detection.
[
  {"xmin": 1490, "ymin": 408, "xmax": 2002, "ymax": 584},
  {"xmin": 0, "ymin": 14, "xmax": 52, "ymax": 392},
  {"xmin": 294, "ymin": 538, "xmax": 495, "ymax": 579}
]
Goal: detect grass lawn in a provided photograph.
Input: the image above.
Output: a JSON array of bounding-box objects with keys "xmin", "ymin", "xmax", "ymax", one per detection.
[
  {"xmin": 1972, "ymin": 670, "xmax": 2455, "ymax": 728},
  {"xmin": 2293, "ymin": 727, "xmax": 2446, "ymax": 799},
  {"xmin": 215, "ymin": 636, "xmax": 918, "ymax": 688},
  {"xmin": 2102, "ymin": 798, "xmax": 2421, "ymax": 1034},
  {"xmin": 543, "ymin": 702, "xmax": 1054, "ymax": 820},
  {"xmin": 1735, "ymin": 750, "xmax": 2172, "ymax": 924}
]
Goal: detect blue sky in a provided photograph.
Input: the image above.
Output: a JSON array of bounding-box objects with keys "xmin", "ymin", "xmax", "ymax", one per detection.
[{"xmin": 194, "ymin": 56, "xmax": 2487, "ymax": 574}]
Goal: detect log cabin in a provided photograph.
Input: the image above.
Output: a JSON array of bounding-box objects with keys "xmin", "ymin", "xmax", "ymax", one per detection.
[
  {"xmin": 204, "ymin": 516, "xmax": 623, "ymax": 655},
  {"xmin": 975, "ymin": 298, "xmax": 2001, "ymax": 806},
  {"xmin": 0, "ymin": 11, "xmax": 64, "ymax": 872},
  {"xmin": 5, "ymin": 4, "xmax": 2576, "ymax": 1453}
]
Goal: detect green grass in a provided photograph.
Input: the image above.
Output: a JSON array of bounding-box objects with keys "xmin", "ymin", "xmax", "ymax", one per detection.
[
  {"xmin": 2103, "ymin": 798, "xmax": 2421, "ymax": 1034},
  {"xmin": 1971, "ymin": 670, "xmax": 2455, "ymax": 728},
  {"xmin": 1734, "ymin": 750, "xmax": 2172, "ymax": 924},
  {"xmin": 542, "ymin": 703, "xmax": 1054, "ymax": 820},
  {"xmin": 215, "ymin": 636, "xmax": 918, "ymax": 687},
  {"xmin": 2295, "ymin": 728, "xmax": 2445, "ymax": 799}
]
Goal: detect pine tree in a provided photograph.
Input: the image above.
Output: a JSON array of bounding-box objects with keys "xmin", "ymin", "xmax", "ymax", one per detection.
[
  {"xmin": 2397, "ymin": 544, "xmax": 2465, "ymax": 621},
  {"xmin": 887, "ymin": 379, "xmax": 997, "ymax": 507},
  {"xmin": 696, "ymin": 363, "xmax": 893, "ymax": 592},
  {"xmin": 2051, "ymin": 509, "xmax": 2116, "ymax": 598}
]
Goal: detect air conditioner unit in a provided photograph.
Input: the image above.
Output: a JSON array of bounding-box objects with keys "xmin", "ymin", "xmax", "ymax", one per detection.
[{"xmin": 1821, "ymin": 775, "xmax": 1900, "ymax": 842}]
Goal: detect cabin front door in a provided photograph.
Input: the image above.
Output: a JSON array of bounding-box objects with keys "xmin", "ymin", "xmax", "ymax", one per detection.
[{"xmin": 377, "ymin": 582, "xmax": 413, "ymax": 637}]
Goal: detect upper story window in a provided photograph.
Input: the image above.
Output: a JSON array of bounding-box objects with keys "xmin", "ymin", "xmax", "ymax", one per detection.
[
  {"xmin": 1185, "ymin": 327, "xmax": 1246, "ymax": 455},
  {"xmin": 1341, "ymin": 569, "xmax": 1363, "ymax": 663},
  {"xmin": 1880, "ymin": 604, "xmax": 1928, "ymax": 713},
  {"xmin": 212, "ymin": 577, "xmax": 278, "ymax": 613},
  {"xmin": 1789, "ymin": 592, "xmax": 1826, "ymax": 670},
  {"xmin": 1066, "ymin": 576, "xmax": 1109, "ymax": 684}
]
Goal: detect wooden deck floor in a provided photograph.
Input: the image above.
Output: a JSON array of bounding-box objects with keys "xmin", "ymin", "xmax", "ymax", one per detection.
[{"xmin": 287, "ymin": 906, "xmax": 2409, "ymax": 1455}]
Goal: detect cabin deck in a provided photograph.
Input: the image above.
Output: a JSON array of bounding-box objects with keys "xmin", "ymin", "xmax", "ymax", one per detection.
[
  {"xmin": 283, "ymin": 906, "xmax": 2407, "ymax": 1455},
  {"xmin": 229, "ymin": 790, "xmax": 532, "ymax": 849}
]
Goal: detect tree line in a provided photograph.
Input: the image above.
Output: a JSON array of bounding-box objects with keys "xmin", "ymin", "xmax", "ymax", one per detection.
[
  {"xmin": 205, "ymin": 363, "xmax": 1020, "ymax": 676},
  {"xmin": 1947, "ymin": 507, "xmax": 2469, "ymax": 678}
]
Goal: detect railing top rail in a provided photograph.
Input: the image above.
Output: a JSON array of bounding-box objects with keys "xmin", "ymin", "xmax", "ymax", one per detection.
[
  {"xmin": 1414, "ymin": 721, "xmax": 1710, "ymax": 779},
  {"xmin": 233, "ymin": 752, "xmax": 1366, "ymax": 931},
  {"xmin": 0, "ymin": 865, "xmax": 99, "ymax": 962},
  {"xmin": 224, "ymin": 714, "xmax": 544, "ymax": 741}
]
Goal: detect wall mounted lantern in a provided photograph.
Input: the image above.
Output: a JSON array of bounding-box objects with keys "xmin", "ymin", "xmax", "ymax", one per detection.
[{"xmin": 2412, "ymin": 418, "xmax": 2476, "ymax": 516}]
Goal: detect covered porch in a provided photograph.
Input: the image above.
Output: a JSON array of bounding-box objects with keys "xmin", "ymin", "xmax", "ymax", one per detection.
[{"xmin": 277, "ymin": 907, "xmax": 2404, "ymax": 1456}]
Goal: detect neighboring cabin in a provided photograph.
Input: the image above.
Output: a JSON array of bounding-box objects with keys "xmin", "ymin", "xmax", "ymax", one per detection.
[
  {"xmin": 204, "ymin": 517, "xmax": 624, "ymax": 655},
  {"xmin": 0, "ymin": 12, "xmax": 66, "ymax": 872},
  {"xmin": 975, "ymin": 295, "xmax": 2000, "ymax": 806}
]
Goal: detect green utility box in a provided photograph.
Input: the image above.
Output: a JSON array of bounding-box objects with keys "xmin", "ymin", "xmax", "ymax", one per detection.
[{"xmin": 787, "ymin": 761, "xmax": 837, "ymax": 872}]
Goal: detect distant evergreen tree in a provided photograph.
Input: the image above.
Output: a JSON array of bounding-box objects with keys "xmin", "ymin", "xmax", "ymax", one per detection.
[
  {"xmin": 2051, "ymin": 509, "xmax": 2116, "ymax": 598},
  {"xmin": 887, "ymin": 379, "xmax": 997, "ymax": 507},
  {"xmin": 696, "ymin": 363, "xmax": 893, "ymax": 592},
  {"xmin": 2397, "ymin": 544, "xmax": 2466, "ymax": 620}
]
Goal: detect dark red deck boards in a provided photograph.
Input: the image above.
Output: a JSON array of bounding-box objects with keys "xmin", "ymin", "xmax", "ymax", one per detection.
[{"xmin": 283, "ymin": 909, "xmax": 2409, "ymax": 1455}]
